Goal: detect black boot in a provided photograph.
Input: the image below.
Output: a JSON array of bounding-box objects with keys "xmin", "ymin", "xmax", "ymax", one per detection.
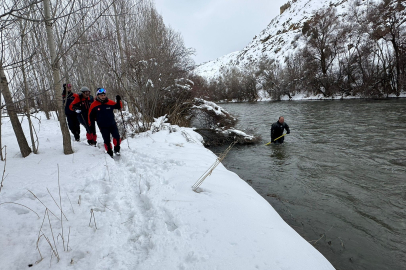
[
  {"xmin": 74, "ymin": 132, "xmax": 80, "ymax": 142},
  {"xmin": 107, "ymin": 148, "xmax": 113, "ymax": 157},
  {"xmin": 114, "ymin": 145, "xmax": 120, "ymax": 155}
]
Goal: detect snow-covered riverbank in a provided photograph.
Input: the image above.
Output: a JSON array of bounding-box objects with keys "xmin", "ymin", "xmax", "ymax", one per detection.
[
  {"xmin": 257, "ymin": 90, "xmax": 406, "ymax": 101},
  {"xmin": 0, "ymin": 112, "xmax": 334, "ymax": 270}
]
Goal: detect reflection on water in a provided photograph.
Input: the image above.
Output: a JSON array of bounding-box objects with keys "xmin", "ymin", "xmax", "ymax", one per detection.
[
  {"xmin": 270, "ymin": 144, "xmax": 288, "ymax": 163},
  {"xmin": 211, "ymin": 99, "xmax": 406, "ymax": 270}
]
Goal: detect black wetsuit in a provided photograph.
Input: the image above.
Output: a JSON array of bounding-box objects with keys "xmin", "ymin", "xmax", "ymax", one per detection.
[
  {"xmin": 63, "ymin": 90, "xmax": 80, "ymax": 139},
  {"xmin": 270, "ymin": 121, "xmax": 290, "ymax": 144},
  {"xmin": 88, "ymin": 97, "xmax": 122, "ymax": 153},
  {"xmin": 70, "ymin": 93, "xmax": 96, "ymax": 143}
]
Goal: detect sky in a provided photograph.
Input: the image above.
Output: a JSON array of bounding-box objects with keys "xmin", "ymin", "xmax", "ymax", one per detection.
[{"xmin": 154, "ymin": 0, "xmax": 287, "ymax": 65}]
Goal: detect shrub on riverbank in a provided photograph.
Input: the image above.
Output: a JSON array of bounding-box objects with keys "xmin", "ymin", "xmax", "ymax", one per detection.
[{"xmin": 190, "ymin": 98, "xmax": 259, "ymax": 146}]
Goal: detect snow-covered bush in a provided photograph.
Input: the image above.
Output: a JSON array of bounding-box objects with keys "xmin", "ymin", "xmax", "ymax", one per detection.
[{"xmin": 190, "ymin": 98, "xmax": 259, "ymax": 146}]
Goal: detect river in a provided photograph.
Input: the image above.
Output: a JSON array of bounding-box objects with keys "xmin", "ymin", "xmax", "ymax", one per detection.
[{"xmin": 210, "ymin": 99, "xmax": 406, "ymax": 270}]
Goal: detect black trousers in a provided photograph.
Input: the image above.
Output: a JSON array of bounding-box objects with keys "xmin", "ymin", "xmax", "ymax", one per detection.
[
  {"xmin": 99, "ymin": 125, "xmax": 120, "ymax": 148},
  {"xmin": 77, "ymin": 113, "xmax": 96, "ymax": 134},
  {"xmin": 66, "ymin": 114, "xmax": 80, "ymax": 135}
]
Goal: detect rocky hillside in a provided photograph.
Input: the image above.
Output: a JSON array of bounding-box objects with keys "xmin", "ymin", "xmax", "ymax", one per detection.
[{"xmin": 195, "ymin": 0, "xmax": 369, "ymax": 79}]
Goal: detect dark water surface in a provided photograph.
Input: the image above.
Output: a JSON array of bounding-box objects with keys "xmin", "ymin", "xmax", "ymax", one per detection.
[{"xmin": 211, "ymin": 99, "xmax": 406, "ymax": 270}]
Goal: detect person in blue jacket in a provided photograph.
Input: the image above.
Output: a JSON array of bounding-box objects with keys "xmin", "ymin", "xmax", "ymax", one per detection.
[
  {"xmin": 62, "ymin": 83, "xmax": 80, "ymax": 141},
  {"xmin": 88, "ymin": 88, "xmax": 122, "ymax": 157}
]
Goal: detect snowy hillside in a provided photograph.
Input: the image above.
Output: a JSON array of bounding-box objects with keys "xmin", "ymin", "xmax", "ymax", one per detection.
[
  {"xmin": 194, "ymin": 51, "xmax": 239, "ymax": 79},
  {"xmin": 0, "ymin": 113, "xmax": 335, "ymax": 269},
  {"xmin": 195, "ymin": 0, "xmax": 368, "ymax": 79}
]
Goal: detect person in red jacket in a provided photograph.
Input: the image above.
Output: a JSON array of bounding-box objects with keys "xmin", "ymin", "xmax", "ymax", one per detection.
[
  {"xmin": 69, "ymin": 86, "xmax": 97, "ymax": 145},
  {"xmin": 88, "ymin": 88, "xmax": 122, "ymax": 157}
]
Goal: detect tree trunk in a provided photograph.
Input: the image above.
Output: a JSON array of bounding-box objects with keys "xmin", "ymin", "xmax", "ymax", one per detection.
[
  {"xmin": 0, "ymin": 75, "xmax": 3, "ymax": 161},
  {"xmin": 113, "ymin": 1, "xmax": 131, "ymax": 113},
  {"xmin": 20, "ymin": 19, "xmax": 38, "ymax": 154},
  {"xmin": 391, "ymin": 37, "xmax": 401, "ymax": 96},
  {"xmin": 43, "ymin": 0, "xmax": 73, "ymax": 154},
  {"xmin": 0, "ymin": 61, "xmax": 32, "ymax": 158},
  {"xmin": 30, "ymin": 23, "xmax": 51, "ymax": 120}
]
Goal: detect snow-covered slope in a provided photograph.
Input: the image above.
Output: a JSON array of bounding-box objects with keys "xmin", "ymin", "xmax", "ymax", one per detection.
[
  {"xmin": 0, "ymin": 112, "xmax": 334, "ymax": 269},
  {"xmin": 195, "ymin": 0, "xmax": 368, "ymax": 79},
  {"xmin": 194, "ymin": 51, "xmax": 239, "ymax": 79}
]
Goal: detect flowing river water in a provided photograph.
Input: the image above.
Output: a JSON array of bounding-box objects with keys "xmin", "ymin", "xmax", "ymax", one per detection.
[{"xmin": 210, "ymin": 99, "xmax": 406, "ymax": 270}]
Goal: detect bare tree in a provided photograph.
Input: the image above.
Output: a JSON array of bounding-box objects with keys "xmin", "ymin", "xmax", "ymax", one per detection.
[
  {"xmin": 19, "ymin": 18, "xmax": 38, "ymax": 153},
  {"xmin": 0, "ymin": 61, "xmax": 32, "ymax": 157},
  {"xmin": 369, "ymin": 0, "xmax": 406, "ymax": 96},
  {"xmin": 303, "ymin": 7, "xmax": 346, "ymax": 96},
  {"xmin": 0, "ymin": 1, "xmax": 32, "ymax": 158},
  {"xmin": 43, "ymin": 0, "xmax": 73, "ymax": 154},
  {"xmin": 0, "ymin": 0, "xmax": 198, "ymax": 160}
]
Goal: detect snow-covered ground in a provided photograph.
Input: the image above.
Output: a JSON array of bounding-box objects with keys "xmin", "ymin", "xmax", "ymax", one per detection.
[{"xmin": 0, "ymin": 112, "xmax": 334, "ymax": 270}]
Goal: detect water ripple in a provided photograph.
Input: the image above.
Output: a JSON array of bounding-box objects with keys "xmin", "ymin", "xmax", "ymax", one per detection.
[{"xmin": 212, "ymin": 99, "xmax": 406, "ymax": 270}]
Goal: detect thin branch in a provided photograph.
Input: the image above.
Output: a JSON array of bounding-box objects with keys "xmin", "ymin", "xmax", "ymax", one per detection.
[
  {"xmin": 89, "ymin": 208, "xmax": 97, "ymax": 229},
  {"xmin": 0, "ymin": 146, "xmax": 7, "ymax": 192},
  {"xmin": 46, "ymin": 209, "xmax": 59, "ymax": 259},
  {"xmin": 0, "ymin": 1, "xmax": 44, "ymax": 20},
  {"xmin": 27, "ymin": 189, "xmax": 60, "ymax": 220},
  {"xmin": 57, "ymin": 164, "xmax": 66, "ymax": 251},
  {"xmin": 65, "ymin": 190, "xmax": 74, "ymax": 214},
  {"xmin": 46, "ymin": 188, "xmax": 68, "ymax": 221},
  {"xmin": 0, "ymin": 202, "xmax": 40, "ymax": 218}
]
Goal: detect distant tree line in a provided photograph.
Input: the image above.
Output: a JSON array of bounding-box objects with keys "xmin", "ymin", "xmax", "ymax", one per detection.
[
  {"xmin": 192, "ymin": 0, "xmax": 406, "ymax": 101},
  {"xmin": 190, "ymin": 67, "xmax": 258, "ymax": 102}
]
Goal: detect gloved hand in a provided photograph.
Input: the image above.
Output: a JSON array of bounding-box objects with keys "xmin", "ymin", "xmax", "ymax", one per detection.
[
  {"xmin": 116, "ymin": 95, "xmax": 121, "ymax": 102},
  {"xmin": 287, "ymin": 131, "xmax": 290, "ymax": 134},
  {"xmin": 75, "ymin": 109, "xmax": 81, "ymax": 113}
]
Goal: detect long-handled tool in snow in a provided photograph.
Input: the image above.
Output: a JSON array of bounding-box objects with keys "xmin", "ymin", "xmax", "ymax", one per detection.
[{"xmin": 265, "ymin": 133, "xmax": 287, "ymax": 146}]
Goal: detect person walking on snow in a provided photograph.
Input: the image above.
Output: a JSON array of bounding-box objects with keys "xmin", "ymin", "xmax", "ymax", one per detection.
[
  {"xmin": 62, "ymin": 83, "xmax": 80, "ymax": 141},
  {"xmin": 70, "ymin": 86, "xmax": 97, "ymax": 145},
  {"xmin": 88, "ymin": 88, "xmax": 122, "ymax": 157},
  {"xmin": 271, "ymin": 116, "xmax": 290, "ymax": 144}
]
